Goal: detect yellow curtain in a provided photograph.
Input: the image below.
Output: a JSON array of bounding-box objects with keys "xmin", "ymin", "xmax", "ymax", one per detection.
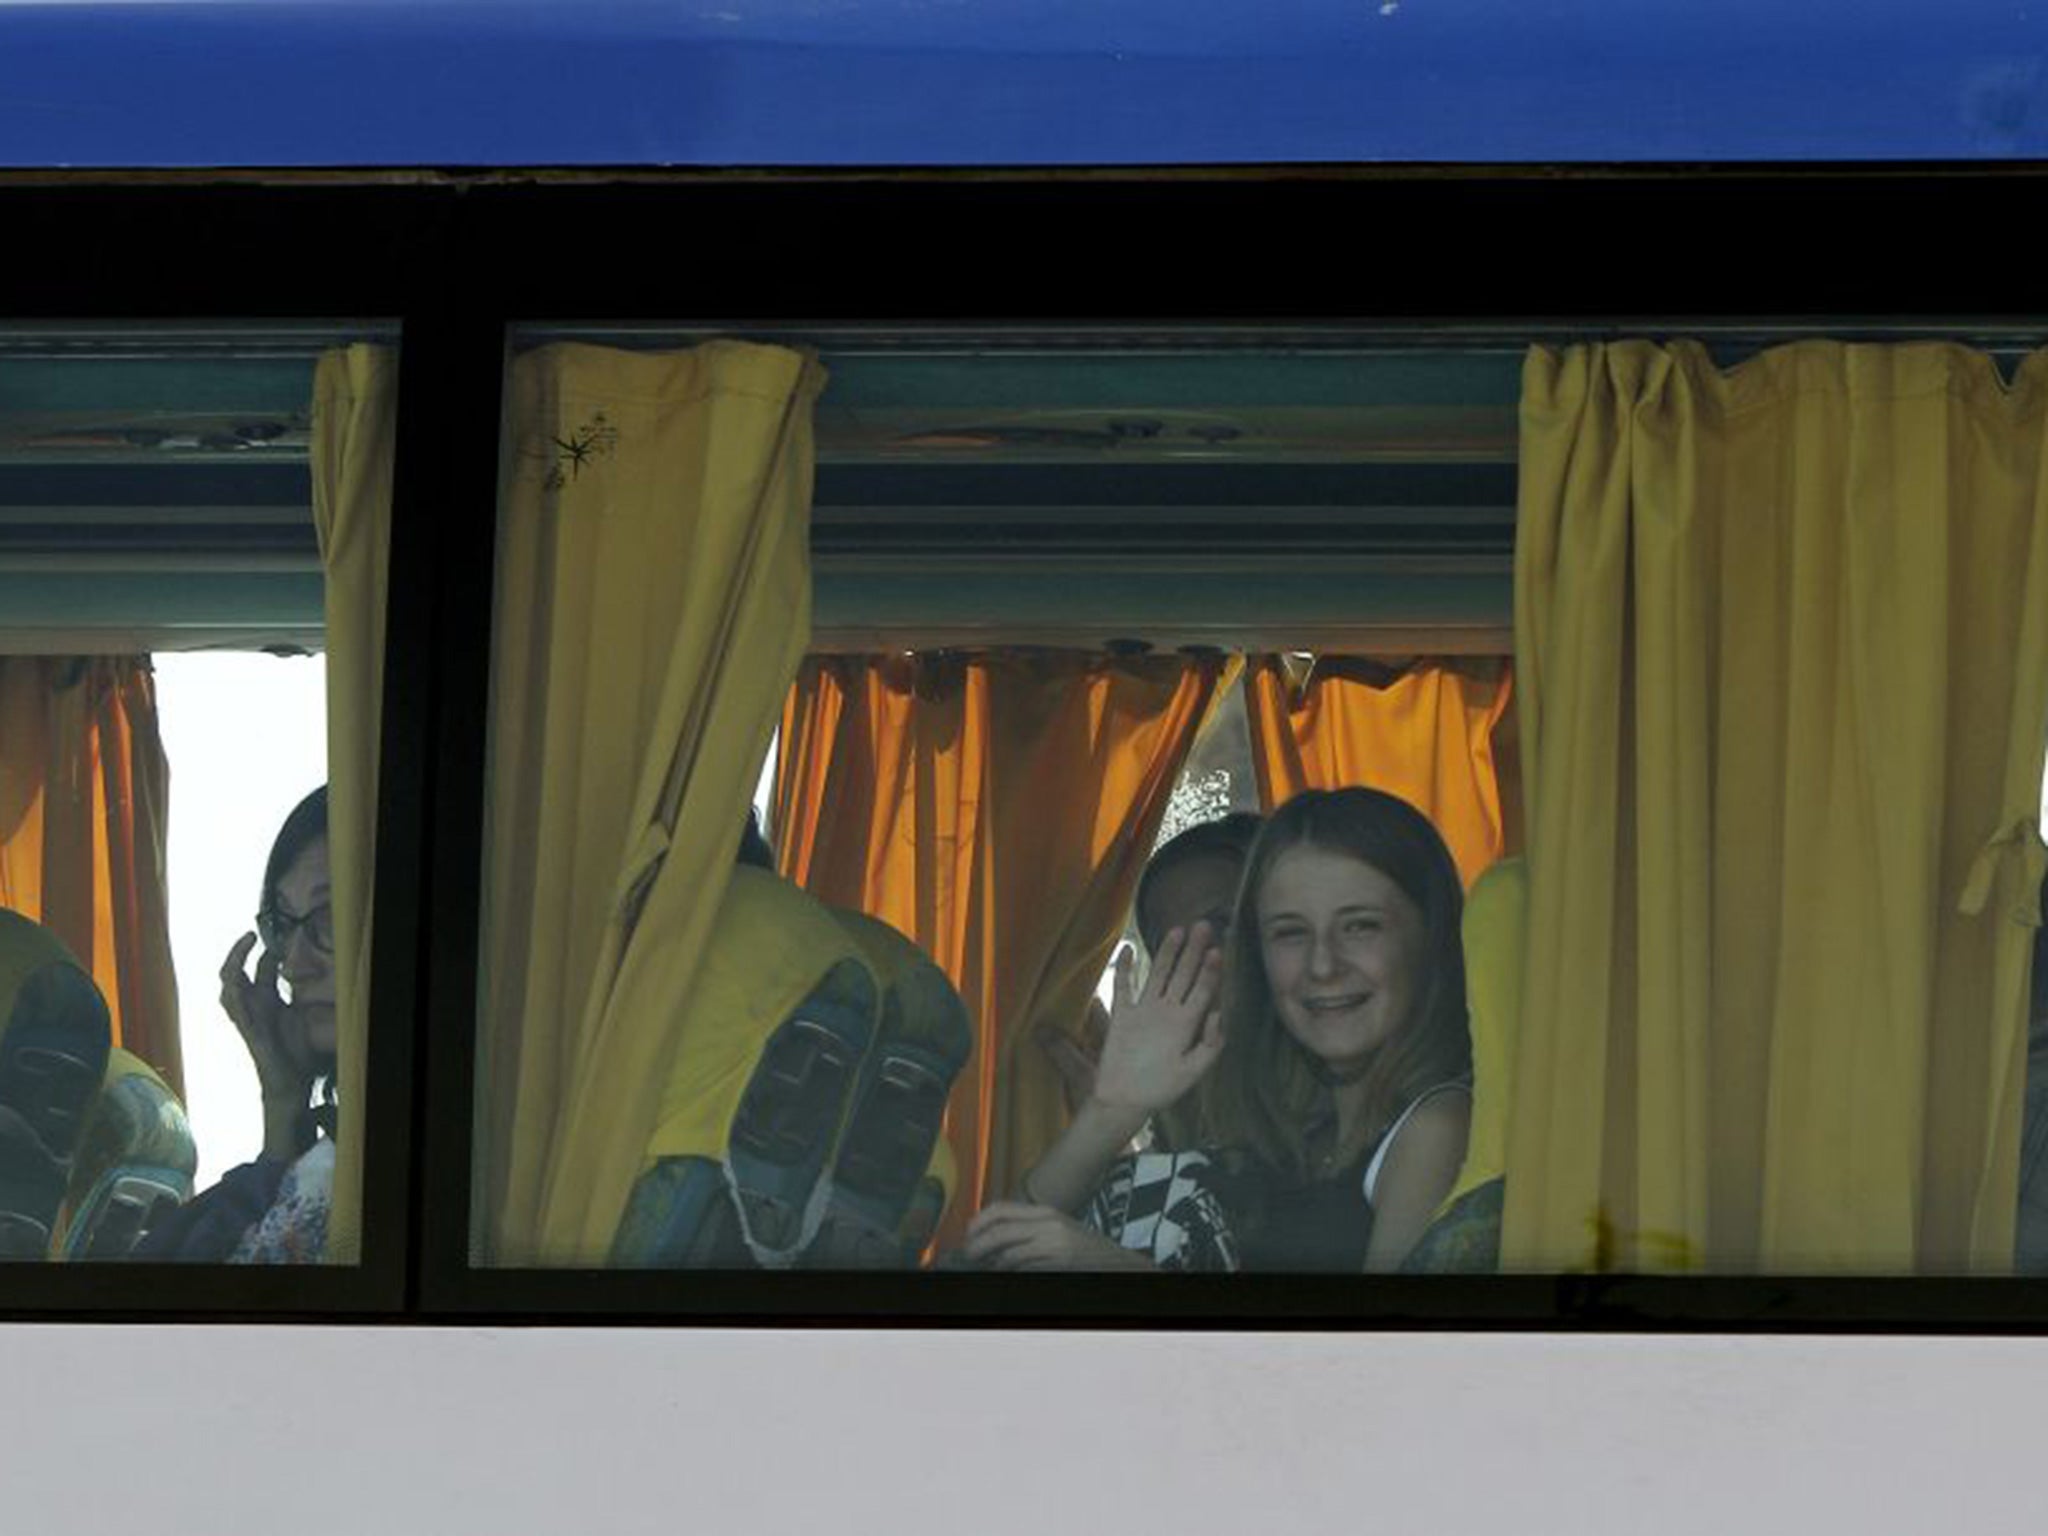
[
  {"xmin": 483, "ymin": 341, "xmax": 823, "ymax": 1267},
  {"xmin": 310, "ymin": 343, "xmax": 397, "ymax": 1266},
  {"xmin": 0, "ymin": 657, "xmax": 179, "ymax": 1092},
  {"xmin": 1243, "ymin": 654, "xmax": 1519, "ymax": 888},
  {"xmin": 1505, "ymin": 340, "xmax": 2048, "ymax": 1275},
  {"xmin": 775, "ymin": 649, "xmax": 1233, "ymax": 1245}
]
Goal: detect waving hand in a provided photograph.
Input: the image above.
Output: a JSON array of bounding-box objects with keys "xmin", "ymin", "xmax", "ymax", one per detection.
[{"xmin": 1090, "ymin": 922, "xmax": 1226, "ymax": 1116}]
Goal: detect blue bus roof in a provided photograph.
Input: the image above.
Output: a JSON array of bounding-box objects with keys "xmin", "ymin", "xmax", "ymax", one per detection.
[{"xmin": 1, "ymin": 0, "xmax": 2043, "ymax": 168}]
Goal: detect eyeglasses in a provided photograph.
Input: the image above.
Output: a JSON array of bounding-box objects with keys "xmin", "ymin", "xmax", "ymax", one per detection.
[{"xmin": 258, "ymin": 902, "xmax": 335, "ymax": 957}]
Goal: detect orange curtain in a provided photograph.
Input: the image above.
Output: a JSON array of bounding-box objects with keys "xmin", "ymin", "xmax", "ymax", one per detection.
[
  {"xmin": 0, "ymin": 657, "xmax": 180, "ymax": 1094},
  {"xmin": 1243, "ymin": 655, "xmax": 1519, "ymax": 888},
  {"xmin": 775, "ymin": 649, "xmax": 1230, "ymax": 1244}
]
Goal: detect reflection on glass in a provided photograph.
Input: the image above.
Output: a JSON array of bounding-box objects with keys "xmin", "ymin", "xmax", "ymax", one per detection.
[
  {"xmin": 479, "ymin": 331, "xmax": 2048, "ymax": 1283},
  {"xmin": 0, "ymin": 323, "xmax": 390, "ymax": 1264}
]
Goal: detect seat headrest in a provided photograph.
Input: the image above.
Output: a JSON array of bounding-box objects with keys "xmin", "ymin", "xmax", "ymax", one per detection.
[
  {"xmin": 1445, "ymin": 856, "xmax": 1526, "ymax": 1207},
  {"xmin": 645, "ymin": 867, "xmax": 878, "ymax": 1162},
  {"xmin": 828, "ymin": 906, "xmax": 971, "ymax": 1201},
  {"xmin": 0, "ymin": 908, "xmax": 91, "ymax": 1032}
]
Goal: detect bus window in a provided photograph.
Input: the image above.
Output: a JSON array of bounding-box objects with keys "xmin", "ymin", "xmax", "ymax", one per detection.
[
  {"xmin": 0, "ymin": 322, "xmax": 394, "ymax": 1269},
  {"xmin": 470, "ymin": 327, "xmax": 2048, "ymax": 1292}
]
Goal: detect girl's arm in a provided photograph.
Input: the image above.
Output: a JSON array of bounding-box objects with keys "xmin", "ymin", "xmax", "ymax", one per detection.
[
  {"xmin": 1011, "ymin": 1095, "xmax": 1151, "ymax": 1215},
  {"xmin": 1361, "ymin": 1092, "xmax": 1472, "ymax": 1273}
]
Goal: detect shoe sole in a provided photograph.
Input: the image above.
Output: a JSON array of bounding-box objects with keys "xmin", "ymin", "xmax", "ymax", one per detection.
[{"xmin": 723, "ymin": 957, "xmax": 877, "ymax": 1261}]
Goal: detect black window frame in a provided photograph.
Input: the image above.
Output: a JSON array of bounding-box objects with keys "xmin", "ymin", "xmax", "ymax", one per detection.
[{"xmin": 3, "ymin": 167, "xmax": 2046, "ymax": 1330}]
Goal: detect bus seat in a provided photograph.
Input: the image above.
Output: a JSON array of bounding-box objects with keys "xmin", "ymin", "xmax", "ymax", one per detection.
[
  {"xmin": 1404, "ymin": 856, "xmax": 1524, "ymax": 1275},
  {"xmin": 807, "ymin": 909, "xmax": 972, "ymax": 1269},
  {"xmin": 630, "ymin": 866, "xmax": 880, "ymax": 1267},
  {"xmin": 610, "ymin": 1156, "xmax": 745, "ymax": 1268},
  {"xmin": 612, "ymin": 867, "xmax": 970, "ymax": 1270},
  {"xmin": 55, "ymin": 1048, "xmax": 197, "ymax": 1261},
  {"xmin": 0, "ymin": 909, "xmax": 113, "ymax": 1260}
]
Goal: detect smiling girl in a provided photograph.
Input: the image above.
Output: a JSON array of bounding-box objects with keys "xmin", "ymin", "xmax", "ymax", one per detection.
[{"xmin": 966, "ymin": 788, "xmax": 1472, "ymax": 1273}]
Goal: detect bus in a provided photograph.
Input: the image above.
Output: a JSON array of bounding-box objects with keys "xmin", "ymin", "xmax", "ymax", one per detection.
[{"xmin": 3, "ymin": 4, "xmax": 2048, "ymax": 1531}]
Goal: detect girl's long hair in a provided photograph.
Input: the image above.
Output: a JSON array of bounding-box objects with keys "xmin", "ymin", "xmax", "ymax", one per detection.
[{"xmin": 1192, "ymin": 787, "xmax": 1470, "ymax": 1180}]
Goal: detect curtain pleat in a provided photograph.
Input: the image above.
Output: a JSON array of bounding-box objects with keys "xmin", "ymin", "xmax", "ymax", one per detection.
[
  {"xmin": 483, "ymin": 341, "xmax": 822, "ymax": 1266},
  {"xmin": 1506, "ymin": 341, "xmax": 2048, "ymax": 1274},
  {"xmin": 310, "ymin": 342, "xmax": 397, "ymax": 1266},
  {"xmin": 1243, "ymin": 654, "xmax": 1518, "ymax": 888}
]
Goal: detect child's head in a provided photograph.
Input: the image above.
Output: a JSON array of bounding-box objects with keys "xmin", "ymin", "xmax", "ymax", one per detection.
[
  {"xmin": 1200, "ymin": 788, "xmax": 1470, "ymax": 1176},
  {"xmin": 1135, "ymin": 812, "xmax": 1262, "ymax": 958}
]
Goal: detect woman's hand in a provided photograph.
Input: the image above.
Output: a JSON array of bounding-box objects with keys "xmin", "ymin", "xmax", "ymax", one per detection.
[
  {"xmin": 220, "ymin": 931, "xmax": 317, "ymax": 1159},
  {"xmin": 960, "ymin": 1201, "xmax": 1153, "ymax": 1272},
  {"xmin": 1089, "ymin": 922, "xmax": 1226, "ymax": 1116}
]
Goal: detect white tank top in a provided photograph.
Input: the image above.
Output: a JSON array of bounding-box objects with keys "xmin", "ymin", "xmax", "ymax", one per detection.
[{"xmin": 1363, "ymin": 1080, "xmax": 1472, "ymax": 1207}]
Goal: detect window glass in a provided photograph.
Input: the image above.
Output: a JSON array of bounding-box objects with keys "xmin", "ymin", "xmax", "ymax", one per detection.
[
  {"xmin": 475, "ymin": 327, "xmax": 2048, "ymax": 1285},
  {"xmin": 0, "ymin": 322, "xmax": 395, "ymax": 1266}
]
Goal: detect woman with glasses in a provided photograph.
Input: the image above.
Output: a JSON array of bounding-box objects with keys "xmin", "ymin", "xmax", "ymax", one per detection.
[{"xmin": 134, "ymin": 787, "xmax": 334, "ymax": 1262}]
